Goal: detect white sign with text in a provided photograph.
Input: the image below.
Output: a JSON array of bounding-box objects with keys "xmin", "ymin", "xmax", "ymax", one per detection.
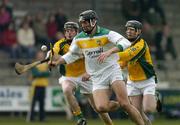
[{"xmin": 0, "ymin": 86, "xmax": 66, "ymax": 112}]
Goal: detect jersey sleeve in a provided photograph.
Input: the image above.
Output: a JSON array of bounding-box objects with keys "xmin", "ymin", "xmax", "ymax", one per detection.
[
  {"xmin": 62, "ymin": 39, "xmax": 83, "ymax": 64},
  {"xmin": 119, "ymin": 40, "xmax": 146, "ymax": 62},
  {"xmin": 108, "ymin": 31, "xmax": 131, "ymax": 51}
]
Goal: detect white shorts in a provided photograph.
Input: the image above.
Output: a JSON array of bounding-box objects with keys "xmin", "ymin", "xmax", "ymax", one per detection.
[
  {"xmin": 91, "ymin": 65, "xmax": 124, "ymax": 91},
  {"xmin": 59, "ymin": 75, "xmax": 92, "ymax": 94},
  {"xmin": 126, "ymin": 77, "xmax": 156, "ymax": 96}
]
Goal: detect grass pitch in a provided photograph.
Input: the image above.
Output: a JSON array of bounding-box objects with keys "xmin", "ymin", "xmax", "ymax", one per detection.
[{"xmin": 0, "ymin": 116, "xmax": 180, "ymax": 125}]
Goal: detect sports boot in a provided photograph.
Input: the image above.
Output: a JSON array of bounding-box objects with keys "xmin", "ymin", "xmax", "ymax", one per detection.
[{"xmin": 77, "ymin": 118, "xmax": 87, "ymax": 125}]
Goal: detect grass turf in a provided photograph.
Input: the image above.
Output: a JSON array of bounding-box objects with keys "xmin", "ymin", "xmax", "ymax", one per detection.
[{"xmin": 0, "ymin": 116, "xmax": 180, "ymax": 125}]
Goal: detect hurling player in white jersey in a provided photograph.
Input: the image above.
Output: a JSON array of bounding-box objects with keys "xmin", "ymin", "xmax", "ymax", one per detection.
[{"xmin": 49, "ymin": 10, "xmax": 145, "ymax": 125}]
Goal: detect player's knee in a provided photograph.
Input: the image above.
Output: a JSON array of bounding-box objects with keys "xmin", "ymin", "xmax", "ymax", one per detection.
[
  {"xmin": 119, "ymin": 101, "xmax": 130, "ymax": 110},
  {"xmin": 62, "ymin": 86, "xmax": 73, "ymax": 96},
  {"xmin": 96, "ymin": 105, "xmax": 109, "ymax": 113},
  {"xmin": 144, "ymin": 108, "xmax": 154, "ymax": 113},
  {"xmin": 143, "ymin": 105, "xmax": 156, "ymax": 113}
]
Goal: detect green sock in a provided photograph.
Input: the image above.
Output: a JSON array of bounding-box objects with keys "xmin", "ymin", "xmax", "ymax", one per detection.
[
  {"xmin": 74, "ymin": 112, "xmax": 84, "ymax": 121},
  {"xmin": 73, "ymin": 108, "xmax": 84, "ymax": 121}
]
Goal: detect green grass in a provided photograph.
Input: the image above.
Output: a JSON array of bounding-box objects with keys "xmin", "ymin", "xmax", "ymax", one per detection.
[{"xmin": 0, "ymin": 116, "xmax": 180, "ymax": 125}]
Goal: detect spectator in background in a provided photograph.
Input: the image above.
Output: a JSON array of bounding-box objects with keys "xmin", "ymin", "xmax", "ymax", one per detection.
[
  {"xmin": 23, "ymin": 13, "xmax": 34, "ymax": 28},
  {"xmin": 121, "ymin": 0, "xmax": 143, "ymax": 22},
  {"xmin": 27, "ymin": 51, "xmax": 50, "ymax": 122},
  {"xmin": 54, "ymin": 31, "xmax": 64, "ymax": 42},
  {"xmin": 142, "ymin": 0, "xmax": 177, "ymax": 69},
  {"xmin": 16, "ymin": 20, "xmax": 36, "ymax": 59},
  {"xmin": 0, "ymin": 0, "xmax": 13, "ymax": 18},
  {"xmin": 0, "ymin": 5, "xmax": 11, "ymax": 32},
  {"xmin": 55, "ymin": 9, "xmax": 68, "ymax": 32},
  {"xmin": 33, "ymin": 11, "xmax": 49, "ymax": 46},
  {"xmin": 46, "ymin": 13, "xmax": 58, "ymax": 44},
  {"xmin": 48, "ymin": 31, "xmax": 64, "ymax": 48},
  {"xmin": 1, "ymin": 21, "xmax": 17, "ymax": 60},
  {"xmin": 164, "ymin": 32, "xmax": 177, "ymax": 61}
]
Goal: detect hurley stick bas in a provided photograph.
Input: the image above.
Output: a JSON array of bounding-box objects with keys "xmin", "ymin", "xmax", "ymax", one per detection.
[{"xmin": 14, "ymin": 58, "xmax": 49, "ymax": 75}]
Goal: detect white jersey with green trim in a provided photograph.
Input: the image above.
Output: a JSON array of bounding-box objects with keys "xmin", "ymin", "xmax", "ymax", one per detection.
[{"xmin": 63, "ymin": 26, "xmax": 131, "ymax": 76}]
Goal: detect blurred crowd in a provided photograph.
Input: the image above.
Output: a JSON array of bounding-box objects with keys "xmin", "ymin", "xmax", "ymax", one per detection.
[
  {"xmin": 0, "ymin": 0, "xmax": 178, "ymax": 70},
  {"xmin": 0, "ymin": 0, "xmax": 68, "ymax": 61}
]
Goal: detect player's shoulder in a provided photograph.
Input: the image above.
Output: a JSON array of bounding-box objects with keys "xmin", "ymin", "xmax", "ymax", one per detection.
[
  {"xmin": 97, "ymin": 26, "xmax": 111, "ymax": 34},
  {"xmin": 75, "ymin": 31, "xmax": 88, "ymax": 40},
  {"xmin": 99, "ymin": 27, "xmax": 110, "ymax": 34},
  {"xmin": 138, "ymin": 38, "xmax": 146, "ymax": 45},
  {"xmin": 54, "ymin": 38, "xmax": 66, "ymax": 45},
  {"xmin": 101, "ymin": 27, "xmax": 122, "ymax": 38},
  {"xmin": 134, "ymin": 38, "xmax": 147, "ymax": 48},
  {"xmin": 95, "ymin": 26, "xmax": 111, "ymax": 36}
]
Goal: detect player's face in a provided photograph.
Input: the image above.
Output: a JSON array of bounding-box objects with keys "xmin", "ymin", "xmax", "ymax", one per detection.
[
  {"xmin": 64, "ymin": 28, "xmax": 77, "ymax": 41},
  {"xmin": 126, "ymin": 27, "xmax": 139, "ymax": 39},
  {"xmin": 79, "ymin": 20, "xmax": 93, "ymax": 33}
]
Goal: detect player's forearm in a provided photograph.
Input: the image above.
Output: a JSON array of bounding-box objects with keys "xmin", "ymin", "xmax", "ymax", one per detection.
[
  {"xmin": 97, "ymin": 46, "xmax": 121, "ymax": 63},
  {"xmin": 56, "ymin": 56, "xmax": 66, "ymax": 65},
  {"xmin": 48, "ymin": 55, "xmax": 66, "ymax": 67},
  {"xmin": 62, "ymin": 51, "xmax": 81, "ymax": 64},
  {"xmin": 108, "ymin": 46, "xmax": 122, "ymax": 55}
]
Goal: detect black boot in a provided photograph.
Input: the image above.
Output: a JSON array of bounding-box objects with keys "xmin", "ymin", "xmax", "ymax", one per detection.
[
  {"xmin": 77, "ymin": 118, "xmax": 87, "ymax": 125},
  {"xmin": 156, "ymin": 91, "xmax": 162, "ymax": 112}
]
